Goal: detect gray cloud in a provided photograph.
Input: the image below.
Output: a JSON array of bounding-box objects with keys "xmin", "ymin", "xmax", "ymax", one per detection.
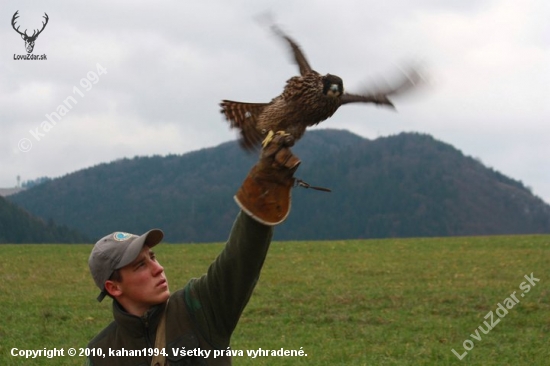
[{"xmin": 1, "ymin": 0, "xmax": 549, "ymax": 203}]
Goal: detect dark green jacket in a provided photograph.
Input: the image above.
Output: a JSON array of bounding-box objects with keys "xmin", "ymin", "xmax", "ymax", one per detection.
[{"xmin": 87, "ymin": 211, "xmax": 273, "ymax": 365}]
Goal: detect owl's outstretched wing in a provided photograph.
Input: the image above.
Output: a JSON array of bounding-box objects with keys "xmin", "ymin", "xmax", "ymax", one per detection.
[
  {"xmin": 220, "ymin": 100, "xmax": 269, "ymax": 151},
  {"xmin": 341, "ymin": 67, "xmax": 424, "ymax": 108},
  {"xmin": 271, "ymin": 24, "xmax": 314, "ymax": 76}
]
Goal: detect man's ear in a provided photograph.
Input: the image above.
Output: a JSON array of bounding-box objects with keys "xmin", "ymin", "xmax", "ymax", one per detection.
[{"xmin": 104, "ymin": 280, "xmax": 123, "ymax": 298}]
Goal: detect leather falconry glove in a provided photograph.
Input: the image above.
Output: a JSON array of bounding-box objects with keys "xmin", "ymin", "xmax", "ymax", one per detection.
[{"xmin": 234, "ymin": 133, "xmax": 300, "ymax": 226}]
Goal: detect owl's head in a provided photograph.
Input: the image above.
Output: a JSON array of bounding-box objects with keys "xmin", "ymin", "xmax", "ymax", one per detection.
[{"xmin": 322, "ymin": 74, "xmax": 344, "ymax": 98}]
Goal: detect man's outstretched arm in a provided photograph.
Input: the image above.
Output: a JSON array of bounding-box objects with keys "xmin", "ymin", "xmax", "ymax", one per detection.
[{"xmin": 184, "ymin": 134, "xmax": 300, "ymax": 348}]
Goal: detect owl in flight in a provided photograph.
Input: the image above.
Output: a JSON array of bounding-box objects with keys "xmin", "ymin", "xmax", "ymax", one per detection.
[{"xmin": 221, "ymin": 24, "xmax": 422, "ymax": 151}]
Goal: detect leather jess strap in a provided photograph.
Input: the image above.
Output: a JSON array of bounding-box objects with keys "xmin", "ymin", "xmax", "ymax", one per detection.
[{"xmin": 151, "ymin": 300, "xmax": 169, "ymax": 366}]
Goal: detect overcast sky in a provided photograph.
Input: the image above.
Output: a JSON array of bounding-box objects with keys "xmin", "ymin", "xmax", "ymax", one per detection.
[{"xmin": 2, "ymin": 0, "xmax": 549, "ymax": 203}]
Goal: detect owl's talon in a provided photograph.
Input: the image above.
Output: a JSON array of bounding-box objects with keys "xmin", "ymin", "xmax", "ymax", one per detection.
[
  {"xmin": 275, "ymin": 130, "xmax": 290, "ymax": 137},
  {"xmin": 262, "ymin": 130, "xmax": 292, "ymax": 148},
  {"xmin": 262, "ymin": 130, "xmax": 275, "ymax": 148}
]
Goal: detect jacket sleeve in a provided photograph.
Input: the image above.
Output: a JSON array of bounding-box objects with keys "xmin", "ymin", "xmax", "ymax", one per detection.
[{"xmin": 183, "ymin": 210, "xmax": 273, "ymax": 348}]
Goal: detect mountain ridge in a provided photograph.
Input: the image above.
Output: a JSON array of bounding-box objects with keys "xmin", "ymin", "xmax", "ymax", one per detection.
[
  {"xmin": 0, "ymin": 195, "xmax": 89, "ymax": 243},
  {"xmin": 8, "ymin": 129, "xmax": 550, "ymax": 242}
]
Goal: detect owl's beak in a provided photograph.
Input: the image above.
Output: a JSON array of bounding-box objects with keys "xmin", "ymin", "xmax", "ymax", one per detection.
[{"xmin": 327, "ymin": 84, "xmax": 342, "ymax": 97}]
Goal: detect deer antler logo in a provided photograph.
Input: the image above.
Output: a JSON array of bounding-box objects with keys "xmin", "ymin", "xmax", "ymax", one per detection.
[{"xmin": 12, "ymin": 11, "xmax": 49, "ymax": 54}]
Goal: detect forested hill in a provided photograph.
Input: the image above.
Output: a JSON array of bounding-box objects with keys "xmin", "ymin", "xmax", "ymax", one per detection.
[
  {"xmin": 0, "ymin": 195, "xmax": 88, "ymax": 243},
  {"xmin": 8, "ymin": 129, "xmax": 550, "ymax": 242}
]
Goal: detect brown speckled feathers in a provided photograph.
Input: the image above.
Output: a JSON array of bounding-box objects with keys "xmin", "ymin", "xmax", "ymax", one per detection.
[{"xmin": 221, "ymin": 24, "xmax": 422, "ymax": 151}]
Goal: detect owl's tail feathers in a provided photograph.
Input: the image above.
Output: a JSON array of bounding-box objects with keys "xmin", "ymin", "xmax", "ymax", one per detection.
[{"xmin": 220, "ymin": 100, "xmax": 269, "ymax": 151}]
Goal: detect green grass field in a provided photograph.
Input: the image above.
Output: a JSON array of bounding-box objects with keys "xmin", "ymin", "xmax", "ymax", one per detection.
[{"xmin": 1, "ymin": 235, "xmax": 548, "ymax": 365}]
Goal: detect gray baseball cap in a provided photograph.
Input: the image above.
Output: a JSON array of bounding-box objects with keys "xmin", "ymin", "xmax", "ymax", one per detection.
[{"xmin": 89, "ymin": 229, "xmax": 164, "ymax": 302}]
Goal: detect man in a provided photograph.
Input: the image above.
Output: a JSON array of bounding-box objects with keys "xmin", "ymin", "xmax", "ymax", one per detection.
[{"xmin": 87, "ymin": 134, "xmax": 300, "ymax": 365}]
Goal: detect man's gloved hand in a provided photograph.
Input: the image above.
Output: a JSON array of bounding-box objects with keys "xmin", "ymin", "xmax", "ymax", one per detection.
[{"xmin": 234, "ymin": 133, "xmax": 300, "ymax": 226}]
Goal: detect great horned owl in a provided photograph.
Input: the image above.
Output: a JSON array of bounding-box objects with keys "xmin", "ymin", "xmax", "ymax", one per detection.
[{"xmin": 221, "ymin": 24, "xmax": 422, "ymax": 151}]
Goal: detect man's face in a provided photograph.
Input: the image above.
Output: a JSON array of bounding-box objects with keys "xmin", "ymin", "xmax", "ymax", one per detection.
[{"xmin": 113, "ymin": 246, "xmax": 170, "ymax": 315}]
